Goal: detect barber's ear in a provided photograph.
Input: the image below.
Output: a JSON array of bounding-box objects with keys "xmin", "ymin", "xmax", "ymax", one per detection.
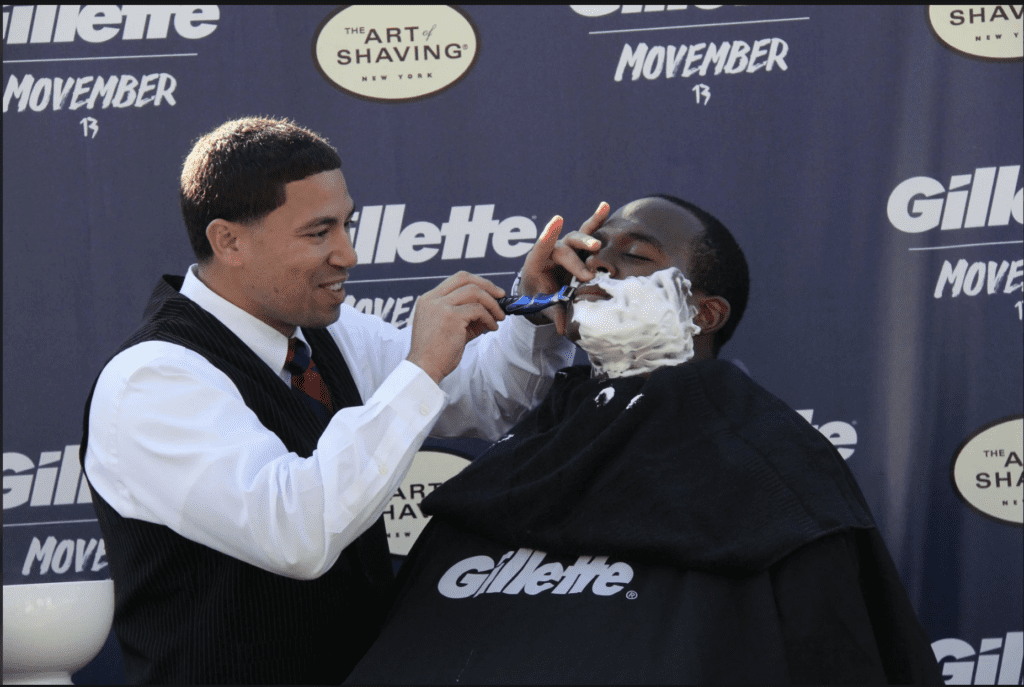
[
  {"xmin": 206, "ymin": 219, "xmax": 246, "ymax": 268},
  {"xmin": 693, "ymin": 295, "xmax": 730, "ymax": 335}
]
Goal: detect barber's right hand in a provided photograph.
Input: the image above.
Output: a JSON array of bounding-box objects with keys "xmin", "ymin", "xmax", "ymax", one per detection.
[{"xmin": 406, "ymin": 271, "xmax": 507, "ymax": 384}]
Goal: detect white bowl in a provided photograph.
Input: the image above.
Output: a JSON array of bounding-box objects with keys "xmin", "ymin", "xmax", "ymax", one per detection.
[{"xmin": 3, "ymin": 580, "xmax": 114, "ymax": 685}]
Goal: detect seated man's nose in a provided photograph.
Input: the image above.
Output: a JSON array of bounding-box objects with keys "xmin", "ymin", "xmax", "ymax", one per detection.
[{"xmin": 585, "ymin": 254, "xmax": 613, "ymax": 274}]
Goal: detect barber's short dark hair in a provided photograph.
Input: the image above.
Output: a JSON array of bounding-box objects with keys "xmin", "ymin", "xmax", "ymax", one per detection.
[
  {"xmin": 180, "ymin": 116, "xmax": 342, "ymax": 263},
  {"xmin": 645, "ymin": 194, "xmax": 749, "ymax": 354}
]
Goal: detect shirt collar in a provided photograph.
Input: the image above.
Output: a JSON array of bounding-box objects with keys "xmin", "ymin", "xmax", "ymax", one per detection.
[{"xmin": 179, "ymin": 264, "xmax": 312, "ymax": 377}]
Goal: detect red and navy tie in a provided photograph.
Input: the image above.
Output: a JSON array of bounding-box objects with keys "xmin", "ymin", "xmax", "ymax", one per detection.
[{"xmin": 285, "ymin": 338, "xmax": 335, "ymax": 422}]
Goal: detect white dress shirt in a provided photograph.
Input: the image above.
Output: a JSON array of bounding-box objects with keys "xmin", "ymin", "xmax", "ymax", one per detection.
[{"xmin": 85, "ymin": 266, "xmax": 575, "ymax": 580}]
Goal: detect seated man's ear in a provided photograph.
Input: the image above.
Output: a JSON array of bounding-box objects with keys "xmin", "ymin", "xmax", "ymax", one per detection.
[{"xmin": 693, "ymin": 295, "xmax": 730, "ymax": 335}]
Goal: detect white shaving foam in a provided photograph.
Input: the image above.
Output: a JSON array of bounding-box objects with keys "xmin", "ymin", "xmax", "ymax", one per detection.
[{"xmin": 570, "ymin": 267, "xmax": 700, "ymax": 379}]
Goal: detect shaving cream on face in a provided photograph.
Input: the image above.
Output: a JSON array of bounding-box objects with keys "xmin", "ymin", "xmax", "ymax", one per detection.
[{"xmin": 570, "ymin": 267, "xmax": 701, "ymax": 379}]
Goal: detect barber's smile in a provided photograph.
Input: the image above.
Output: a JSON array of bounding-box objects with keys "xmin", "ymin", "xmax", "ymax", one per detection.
[{"xmin": 319, "ymin": 276, "xmax": 348, "ymax": 300}]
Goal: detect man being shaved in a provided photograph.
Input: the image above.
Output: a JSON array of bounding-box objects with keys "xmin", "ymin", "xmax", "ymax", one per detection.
[{"xmin": 344, "ymin": 195, "xmax": 943, "ymax": 685}]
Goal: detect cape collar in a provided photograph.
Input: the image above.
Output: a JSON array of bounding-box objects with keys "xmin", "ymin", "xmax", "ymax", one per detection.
[{"xmin": 423, "ymin": 360, "xmax": 874, "ymax": 573}]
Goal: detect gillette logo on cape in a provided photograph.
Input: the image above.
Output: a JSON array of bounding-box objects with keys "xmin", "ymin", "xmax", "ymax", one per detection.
[{"xmin": 438, "ymin": 548, "xmax": 635, "ymax": 599}]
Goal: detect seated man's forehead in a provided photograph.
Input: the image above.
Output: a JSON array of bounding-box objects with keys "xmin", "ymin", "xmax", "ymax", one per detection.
[{"xmin": 620, "ymin": 198, "xmax": 704, "ymax": 245}]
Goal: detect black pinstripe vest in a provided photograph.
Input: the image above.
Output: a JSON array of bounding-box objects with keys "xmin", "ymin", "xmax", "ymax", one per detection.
[{"xmin": 80, "ymin": 275, "xmax": 394, "ymax": 684}]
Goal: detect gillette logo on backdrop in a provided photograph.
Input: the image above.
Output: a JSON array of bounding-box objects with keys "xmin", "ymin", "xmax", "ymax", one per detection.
[
  {"xmin": 2, "ymin": 5, "xmax": 219, "ymax": 115},
  {"xmin": 888, "ymin": 166, "xmax": 1023, "ymax": 233},
  {"xmin": 2, "ymin": 5, "xmax": 219, "ymax": 43},
  {"xmin": 796, "ymin": 410, "xmax": 858, "ymax": 460},
  {"xmin": 932, "ymin": 632, "xmax": 1023, "ymax": 685},
  {"xmin": 887, "ymin": 166, "xmax": 1024, "ymax": 309},
  {"xmin": 4, "ymin": 447, "xmax": 107, "ymax": 584},
  {"xmin": 350, "ymin": 204, "xmax": 538, "ymax": 264},
  {"xmin": 4, "ymin": 447, "xmax": 92, "ymax": 509}
]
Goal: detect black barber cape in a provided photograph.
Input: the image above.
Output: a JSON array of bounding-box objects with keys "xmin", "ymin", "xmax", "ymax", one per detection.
[{"xmin": 346, "ymin": 361, "xmax": 943, "ymax": 685}]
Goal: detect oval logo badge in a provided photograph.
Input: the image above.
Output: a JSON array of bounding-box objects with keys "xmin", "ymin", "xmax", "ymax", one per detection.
[
  {"xmin": 385, "ymin": 449, "xmax": 471, "ymax": 555},
  {"xmin": 313, "ymin": 5, "xmax": 481, "ymax": 103},
  {"xmin": 950, "ymin": 415, "xmax": 1023, "ymax": 526},
  {"xmin": 927, "ymin": 6, "xmax": 1023, "ymax": 62}
]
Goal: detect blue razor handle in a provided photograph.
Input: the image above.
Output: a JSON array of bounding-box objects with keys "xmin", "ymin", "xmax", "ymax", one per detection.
[{"xmin": 497, "ymin": 285, "xmax": 576, "ymax": 315}]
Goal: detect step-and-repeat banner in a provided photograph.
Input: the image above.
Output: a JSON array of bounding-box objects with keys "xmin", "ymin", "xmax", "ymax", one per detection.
[{"xmin": 4, "ymin": 6, "xmax": 1022, "ymax": 684}]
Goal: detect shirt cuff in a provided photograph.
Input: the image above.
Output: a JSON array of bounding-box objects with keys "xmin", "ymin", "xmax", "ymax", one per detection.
[
  {"xmin": 371, "ymin": 359, "xmax": 447, "ymax": 424},
  {"xmin": 505, "ymin": 310, "xmax": 566, "ymax": 353}
]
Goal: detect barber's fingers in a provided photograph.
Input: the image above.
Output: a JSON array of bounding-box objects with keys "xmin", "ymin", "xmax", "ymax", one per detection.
[
  {"xmin": 406, "ymin": 291, "xmax": 503, "ymax": 383},
  {"xmin": 460, "ymin": 303, "xmax": 501, "ymax": 337},
  {"xmin": 443, "ymin": 283, "xmax": 506, "ymax": 324},
  {"xmin": 433, "ymin": 270, "xmax": 506, "ymax": 300}
]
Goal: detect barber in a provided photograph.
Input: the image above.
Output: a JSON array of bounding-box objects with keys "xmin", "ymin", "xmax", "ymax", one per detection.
[{"xmin": 80, "ymin": 116, "xmax": 605, "ymax": 684}]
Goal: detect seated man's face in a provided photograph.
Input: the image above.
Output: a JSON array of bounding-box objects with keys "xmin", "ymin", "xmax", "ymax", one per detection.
[{"xmin": 566, "ymin": 197, "xmax": 705, "ymax": 343}]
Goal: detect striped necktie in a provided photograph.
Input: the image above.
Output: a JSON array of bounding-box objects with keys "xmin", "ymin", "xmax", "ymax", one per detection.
[{"xmin": 285, "ymin": 337, "xmax": 335, "ymax": 422}]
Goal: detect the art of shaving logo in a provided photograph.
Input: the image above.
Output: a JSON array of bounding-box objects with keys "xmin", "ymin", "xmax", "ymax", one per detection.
[
  {"xmin": 932, "ymin": 631, "xmax": 1023, "ymax": 685},
  {"xmin": 313, "ymin": 5, "xmax": 480, "ymax": 103},
  {"xmin": 385, "ymin": 450, "xmax": 470, "ymax": 556},
  {"xmin": 949, "ymin": 415, "xmax": 1023, "ymax": 526},
  {"xmin": 927, "ymin": 5, "xmax": 1023, "ymax": 61},
  {"xmin": 438, "ymin": 548, "xmax": 636, "ymax": 600}
]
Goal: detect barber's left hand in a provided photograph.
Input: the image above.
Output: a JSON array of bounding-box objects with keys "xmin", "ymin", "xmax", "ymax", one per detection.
[{"xmin": 518, "ymin": 202, "xmax": 610, "ymax": 335}]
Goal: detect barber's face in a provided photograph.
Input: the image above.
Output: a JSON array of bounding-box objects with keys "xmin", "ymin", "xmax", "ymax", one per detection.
[
  {"xmin": 237, "ymin": 169, "xmax": 357, "ymax": 337},
  {"xmin": 566, "ymin": 197, "xmax": 705, "ymax": 339}
]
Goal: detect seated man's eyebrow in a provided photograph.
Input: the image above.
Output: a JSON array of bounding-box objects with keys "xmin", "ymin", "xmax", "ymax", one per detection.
[
  {"xmin": 627, "ymin": 232, "xmax": 665, "ymax": 252},
  {"xmin": 591, "ymin": 229, "xmax": 665, "ymax": 252}
]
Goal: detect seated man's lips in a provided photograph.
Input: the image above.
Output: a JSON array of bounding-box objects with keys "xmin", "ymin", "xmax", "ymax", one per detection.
[{"xmin": 574, "ymin": 285, "xmax": 611, "ymax": 302}]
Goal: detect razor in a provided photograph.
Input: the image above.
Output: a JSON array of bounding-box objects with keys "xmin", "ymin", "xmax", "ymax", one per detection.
[{"xmin": 496, "ymin": 285, "xmax": 576, "ymax": 315}]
